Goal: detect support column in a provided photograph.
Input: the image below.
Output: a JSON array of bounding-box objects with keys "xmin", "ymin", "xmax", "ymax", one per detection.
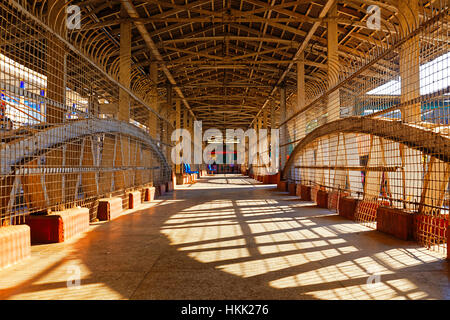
[
  {"xmin": 269, "ymin": 103, "xmax": 277, "ymax": 174},
  {"xmin": 148, "ymin": 61, "xmax": 158, "ymax": 138},
  {"xmin": 398, "ymin": 0, "xmax": 421, "ymax": 123},
  {"xmin": 263, "ymin": 109, "xmax": 268, "ymax": 129},
  {"xmin": 175, "ymin": 100, "xmax": 181, "ymax": 174},
  {"xmin": 183, "ymin": 109, "xmax": 188, "ymax": 132},
  {"xmin": 327, "ymin": 2, "xmax": 340, "ymax": 123},
  {"xmin": 297, "ymin": 53, "xmax": 306, "ymax": 140},
  {"xmin": 187, "ymin": 111, "xmax": 193, "ymax": 166},
  {"xmin": 280, "ymin": 86, "xmax": 287, "ymax": 170},
  {"xmin": 183, "ymin": 108, "xmax": 189, "ymax": 165},
  {"xmin": 270, "ymin": 104, "xmax": 275, "ymax": 129},
  {"xmin": 118, "ymin": 5, "xmax": 131, "ymax": 122},
  {"xmin": 261, "ymin": 108, "xmax": 269, "ymax": 174},
  {"xmin": 89, "ymin": 86, "xmax": 99, "ymax": 118},
  {"xmin": 257, "ymin": 115, "xmax": 262, "ymax": 174},
  {"xmin": 297, "ymin": 53, "xmax": 305, "ymax": 113},
  {"xmin": 46, "ymin": 0, "xmax": 66, "ymax": 124},
  {"xmin": 252, "ymin": 119, "xmax": 258, "ymax": 173},
  {"xmin": 166, "ymin": 84, "xmax": 173, "ymax": 166}
]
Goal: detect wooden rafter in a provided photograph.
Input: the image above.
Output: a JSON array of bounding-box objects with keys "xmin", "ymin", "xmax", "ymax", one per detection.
[{"xmin": 71, "ymin": 0, "xmax": 420, "ymax": 128}]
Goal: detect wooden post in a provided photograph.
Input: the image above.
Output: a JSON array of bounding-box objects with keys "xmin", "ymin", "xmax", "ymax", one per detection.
[
  {"xmin": 148, "ymin": 60, "xmax": 158, "ymax": 138},
  {"xmin": 252, "ymin": 119, "xmax": 258, "ymax": 170},
  {"xmin": 327, "ymin": 1, "xmax": 340, "ymax": 123},
  {"xmin": 186, "ymin": 110, "xmax": 191, "ymax": 166},
  {"xmin": 263, "ymin": 108, "xmax": 268, "ymax": 130},
  {"xmin": 297, "ymin": 52, "xmax": 305, "ymax": 113},
  {"xmin": 297, "ymin": 53, "xmax": 306, "ymax": 141},
  {"xmin": 46, "ymin": 0, "xmax": 66, "ymax": 124},
  {"xmin": 398, "ymin": 0, "xmax": 421, "ymax": 123},
  {"xmin": 280, "ymin": 86, "xmax": 287, "ymax": 170},
  {"xmin": 175, "ymin": 100, "xmax": 181, "ymax": 174},
  {"xmin": 166, "ymin": 84, "xmax": 173, "ymax": 167},
  {"xmin": 118, "ymin": 4, "xmax": 131, "ymax": 122}
]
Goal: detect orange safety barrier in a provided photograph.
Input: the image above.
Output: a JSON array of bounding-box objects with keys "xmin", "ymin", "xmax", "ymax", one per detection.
[
  {"xmin": 416, "ymin": 213, "xmax": 448, "ymax": 243},
  {"xmin": 355, "ymin": 200, "xmax": 390, "ymax": 223},
  {"xmin": 98, "ymin": 197, "xmax": 123, "ymax": 221}
]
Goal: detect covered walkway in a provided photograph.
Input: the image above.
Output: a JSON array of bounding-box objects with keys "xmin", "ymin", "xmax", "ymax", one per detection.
[{"xmin": 0, "ymin": 175, "xmax": 448, "ymax": 300}]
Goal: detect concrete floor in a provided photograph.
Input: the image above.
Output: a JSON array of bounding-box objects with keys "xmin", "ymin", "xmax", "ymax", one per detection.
[{"xmin": 0, "ymin": 174, "xmax": 449, "ymax": 300}]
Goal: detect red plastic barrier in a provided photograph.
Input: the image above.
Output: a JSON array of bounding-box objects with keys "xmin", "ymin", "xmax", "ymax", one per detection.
[
  {"xmin": 156, "ymin": 183, "xmax": 166, "ymax": 196},
  {"xmin": 316, "ymin": 190, "xmax": 328, "ymax": 208},
  {"xmin": 0, "ymin": 225, "xmax": 31, "ymax": 270},
  {"xmin": 327, "ymin": 191, "xmax": 350, "ymax": 211},
  {"xmin": 98, "ymin": 197, "xmax": 123, "ymax": 221},
  {"xmin": 338, "ymin": 197, "xmax": 359, "ymax": 220},
  {"xmin": 310, "ymin": 185, "xmax": 320, "ymax": 203},
  {"xmin": 288, "ymin": 183, "xmax": 297, "ymax": 196},
  {"xmin": 26, "ymin": 208, "xmax": 89, "ymax": 243},
  {"xmin": 277, "ymin": 181, "xmax": 288, "ymax": 192},
  {"xmin": 377, "ymin": 206, "xmax": 414, "ymax": 241},
  {"xmin": 300, "ymin": 185, "xmax": 312, "ymax": 201},
  {"xmin": 296, "ymin": 184, "xmax": 301, "ymax": 197},
  {"xmin": 128, "ymin": 191, "xmax": 142, "ymax": 209},
  {"xmin": 269, "ymin": 173, "xmax": 280, "ymax": 184},
  {"xmin": 166, "ymin": 181, "xmax": 174, "ymax": 192},
  {"xmin": 143, "ymin": 187, "xmax": 155, "ymax": 202}
]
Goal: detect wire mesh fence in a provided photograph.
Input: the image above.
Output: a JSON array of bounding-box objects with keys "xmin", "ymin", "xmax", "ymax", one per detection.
[
  {"xmin": 0, "ymin": 1, "xmax": 173, "ymax": 224},
  {"xmin": 281, "ymin": 2, "xmax": 449, "ymax": 256}
]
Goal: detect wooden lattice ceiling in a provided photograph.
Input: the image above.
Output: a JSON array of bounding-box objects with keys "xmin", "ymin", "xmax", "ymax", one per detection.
[{"xmin": 69, "ymin": 0, "xmax": 423, "ymax": 129}]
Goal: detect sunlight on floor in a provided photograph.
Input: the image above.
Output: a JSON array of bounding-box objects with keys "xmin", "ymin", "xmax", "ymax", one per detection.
[
  {"xmin": 160, "ymin": 190, "xmax": 447, "ymax": 300},
  {"xmin": 0, "ymin": 240, "xmax": 126, "ymax": 300},
  {"xmin": 0, "ymin": 175, "xmax": 447, "ymax": 300}
]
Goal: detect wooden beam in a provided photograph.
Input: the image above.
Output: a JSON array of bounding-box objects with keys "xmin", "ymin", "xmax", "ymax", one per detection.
[
  {"xmin": 118, "ymin": 3, "xmax": 131, "ymax": 121},
  {"xmin": 397, "ymin": 0, "xmax": 421, "ymax": 123},
  {"xmin": 156, "ymin": 36, "xmax": 300, "ymax": 47},
  {"xmin": 297, "ymin": 52, "xmax": 305, "ymax": 113},
  {"xmin": 327, "ymin": 1, "xmax": 340, "ymax": 122},
  {"xmin": 248, "ymin": 0, "xmax": 336, "ymax": 128},
  {"xmin": 120, "ymin": 0, "xmax": 197, "ymax": 120}
]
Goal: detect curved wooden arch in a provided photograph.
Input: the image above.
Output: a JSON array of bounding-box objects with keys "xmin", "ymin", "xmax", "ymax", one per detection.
[
  {"xmin": 282, "ymin": 117, "xmax": 450, "ymax": 180},
  {"xmin": 0, "ymin": 119, "xmax": 172, "ymax": 218},
  {"xmin": 0, "ymin": 118, "xmax": 171, "ymax": 175}
]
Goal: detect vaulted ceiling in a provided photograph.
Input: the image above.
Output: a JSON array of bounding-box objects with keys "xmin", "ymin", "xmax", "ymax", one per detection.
[{"xmin": 68, "ymin": 0, "xmax": 425, "ymax": 129}]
